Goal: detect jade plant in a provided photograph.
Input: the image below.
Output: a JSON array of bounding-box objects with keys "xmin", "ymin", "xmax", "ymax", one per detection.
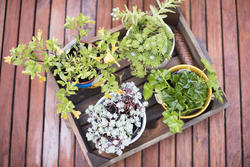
[
  {"xmin": 111, "ymin": 0, "xmax": 181, "ymax": 78},
  {"xmin": 86, "ymin": 82, "xmax": 148, "ymax": 155},
  {"xmin": 4, "ymin": 14, "xmax": 121, "ymax": 119},
  {"xmin": 143, "ymin": 59, "xmax": 223, "ymax": 133}
]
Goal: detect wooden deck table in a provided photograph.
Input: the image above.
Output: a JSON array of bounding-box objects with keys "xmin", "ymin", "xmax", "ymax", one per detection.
[{"xmin": 0, "ymin": 0, "xmax": 249, "ymax": 166}]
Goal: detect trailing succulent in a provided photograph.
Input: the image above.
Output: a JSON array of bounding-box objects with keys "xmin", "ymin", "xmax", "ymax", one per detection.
[
  {"xmin": 5, "ymin": 14, "xmax": 121, "ymax": 119},
  {"xmin": 143, "ymin": 60, "xmax": 223, "ymax": 133},
  {"xmin": 111, "ymin": 0, "xmax": 181, "ymax": 78},
  {"xmin": 86, "ymin": 82, "xmax": 148, "ymax": 155}
]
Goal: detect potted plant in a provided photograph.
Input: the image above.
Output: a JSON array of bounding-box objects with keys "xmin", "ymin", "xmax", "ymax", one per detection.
[
  {"xmin": 85, "ymin": 82, "xmax": 148, "ymax": 155},
  {"xmin": 143, "ymin": 59, "xmax": 223, "ymax": 133},
  {"xmin": 111, "ymin": 0, "xmax": 181, "ymax": 78},
  {"xmin": 4, "ymin": 14, "xmax": 121, "ymax": 119}
]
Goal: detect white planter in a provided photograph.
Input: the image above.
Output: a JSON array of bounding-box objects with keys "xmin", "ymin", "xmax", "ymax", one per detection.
[{"xmin": 97, "ymin": 94, "xmax": 146, "ymax": 144}]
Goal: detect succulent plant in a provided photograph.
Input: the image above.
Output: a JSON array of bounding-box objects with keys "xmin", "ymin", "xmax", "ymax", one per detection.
[{"xmin": 86, "ymin": 82, "xmax": 148, "ymax": 155}]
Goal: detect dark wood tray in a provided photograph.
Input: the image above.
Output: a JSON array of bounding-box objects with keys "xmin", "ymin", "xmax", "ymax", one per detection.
[{"xmin": 50, "ymin": 9, "xmax": 229, "ymax": 167}]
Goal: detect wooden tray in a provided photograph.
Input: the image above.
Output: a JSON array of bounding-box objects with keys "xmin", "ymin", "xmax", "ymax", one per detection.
[{"xmin": 50, "ymin": 9, "xmax": 229, "ymax": 167}]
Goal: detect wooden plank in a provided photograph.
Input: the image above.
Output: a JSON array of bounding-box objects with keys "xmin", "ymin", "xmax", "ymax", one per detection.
[
  {"xmin": 110, "ymin": 160, "xmax": 124, "ymax": 167},
  {"xmin": 113, "ymin": 0, "xmax": 127, "ymax": 27},
  {"xmin": 179, "ymin": 0, "xmax": 190, "ymax": 26},
  {"xmin": 128, "ymin": 0, "xmax": 143, "ymax": 10},
  {"xmin": 67, "ymin": 108, "xmax": 93, "ymax": 167},
  {"xmin": 82, "ymin": 0, "xmax": 97, "ymax": 39},
  {"xmin": 75, "ymin": 141, "xmax": 90, "ymax": 167},
  {"xmin": 141, "ymin": 1, "xmax": 159, "ymax": 166},
  {"xmin": 143, "ymin": 144, "xmax": 158, "ymax": 167},
  {"xmin": 191, "ymin": 0, "xmax": 206, "ymax": 45},
  {"xmin": 74, "ymin": 1, "xmax": 98, "ymax": 166},
  {"xmin": 43, "ymin": 76, "xmax": 60, "ymax": 167},
  {"xmin": 96, "ymin": 0, "xmax": 112, "ymax": 30},
  {"xmin": 176, "ymin": 129, "xmax": 192, "ymax": 167},
  {"xmin": 176, "ymin": 4, "xmax": 192, "ymax": 167},
  {"xmin": 42, "ymin": 0, "xmax": 66, "ymax": 166},
  {"xmin": 176, "ymin": 9, "xmax": 208, "ymax": 68},
  {"xmin": 221, "ymin": 0, "xmax": 242, "ymax": 166},
  {"xmin": 109, "ymin": 2, "xmax": 127, "ymax": 167},
  {"xmin": 158, "ymin": 12, "xmax": 181, "ymax": 165},
  {"xmin": 9, "ymin": 0, "xmax": 35, "ymax": 166},
  {"xmin": 26, "ymin": 0, "xmax": 50, "ymax": 166},
  {"xmin": 237, "ymin": 0, "xmax": 250, "ymax": 166},
  {"xmin": 59, "ymin": 120, "xmax": 75, "ymax": 167},
  {"xmin": 0, "ymin": 0, "xmax": 6, "ymax": 65},
  {"xmin": 160, "ymin": 136, "xmax": 175, "ymax": 167},
  {"xmin": 158, "ymin": 5, "xmax": 188, "ymax": 167},
  {"xmin": 144, "ymin": 0, "xmax": 157, "ymax": 11},
  {"xmin": 126, "ymin": 152, "xmax": 141, "ymax": 167},
  {"xmin": 190, "ymin": 1, "xmax": 209, "ymax": 167},
  {"xmin": 58, "ymin": 0, "xmax": 80, "ymax": 166},
  {"xmin": 206, "ymin": 0, "xmax": 225, "ymax": 166},
  {"xmin": 0, "ymin": 0, "xmax": 21, "ymax": 166}
]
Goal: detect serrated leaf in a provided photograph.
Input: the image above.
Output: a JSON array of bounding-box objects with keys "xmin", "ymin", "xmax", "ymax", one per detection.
[{"xmin": 143, "ymin": 82, "xmax": 153, "ymax": 100}]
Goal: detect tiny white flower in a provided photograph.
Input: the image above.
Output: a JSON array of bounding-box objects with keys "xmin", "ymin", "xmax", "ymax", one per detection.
[
  {"xmin": 150, "ymin": 56, "xmax": 155, "ymax": 60},
  {"xmin": 131, "ymin": 52, "xmax": 136, "ymax": 57}
]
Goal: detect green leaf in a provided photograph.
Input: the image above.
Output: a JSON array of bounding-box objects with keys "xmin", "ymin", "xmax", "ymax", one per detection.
[
  {"xmin": 201, "ymin": 58, "xmax": 223, "ymax": 103},
  {"xmin": 162, "ymin": 110, "xmax": 184, "ymax": 134},
  {"xmin": 143, "ymin": 82, "xmax": 153, "ymax": 100}
]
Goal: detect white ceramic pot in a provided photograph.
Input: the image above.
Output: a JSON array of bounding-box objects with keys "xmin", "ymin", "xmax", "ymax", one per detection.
[{"xmin": 97, "ymin": 94, "xmax": 146, "ymax": 144}]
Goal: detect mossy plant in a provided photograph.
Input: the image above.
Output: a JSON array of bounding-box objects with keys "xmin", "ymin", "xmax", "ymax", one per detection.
[{"xmin": 112, "ymin": 0, "xmax": 181, "ymax": 78}]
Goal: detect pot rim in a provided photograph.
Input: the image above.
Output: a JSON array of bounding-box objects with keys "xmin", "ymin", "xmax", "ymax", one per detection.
[{"xmin": 162, "ymin": 64, "xmax": 212, "ymax": 119}]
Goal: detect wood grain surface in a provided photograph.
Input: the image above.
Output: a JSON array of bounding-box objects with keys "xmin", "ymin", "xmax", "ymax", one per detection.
[
  {"xmin": 190, "ymin": 0, "xmax": 209, "ymax": 167},
  {"xmin": 42, "ymin": 0, "xmax": 66, "ymax": 166},
  {"xmin": 10, "ymin": 0, "xmax": 35, "ymax": 166},
  {"xmin": 175, "ymin": 3, "xmax": 192, "ymax": 167},
  {"xmin": 222, "ymin": 0, "xmax": 242, "ymax": 166},
  {"xmin": 237, "ymin": 0, "xmax": 250, "ymax": 166},
  {"xmin": 26, "ymin": 0, "xmax": 50, "ymax": 166},
  {"xmin": 0, "ymin": 0, "xmax": 6, "ymax": 65},
  {"xmin": 0, "ymin": 0, "xmax": 21, "ymax": 166},
  {"xmin": 0, "ymin": 0, "xmax": 247, "ymax": 167},
  {"xmin": 59, "ymin": 0, "xmax": 80, "ymax": 166},
  {"xmin": 206, "ymin": 0, "xmax": 225, "ymax": 166},
  {"xmin": 125, "ymin": 1, "xmax": 143, "ymax": 167}
]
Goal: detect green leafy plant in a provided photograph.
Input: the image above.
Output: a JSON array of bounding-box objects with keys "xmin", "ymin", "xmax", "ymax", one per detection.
[
  {"xmin": 5, "ymin": 14, "xmax": 121, "ymax": 119},
  {"xmin": 111, "ymin": 0, "xmax": 181, "ymax": 78},
  {"xmin": 144, "ymin": 69, "xmax": 208, "ymax": 133},
  {"xmin": 143, "ymin": 61, "xmax": 223, "ymax": 133}
]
